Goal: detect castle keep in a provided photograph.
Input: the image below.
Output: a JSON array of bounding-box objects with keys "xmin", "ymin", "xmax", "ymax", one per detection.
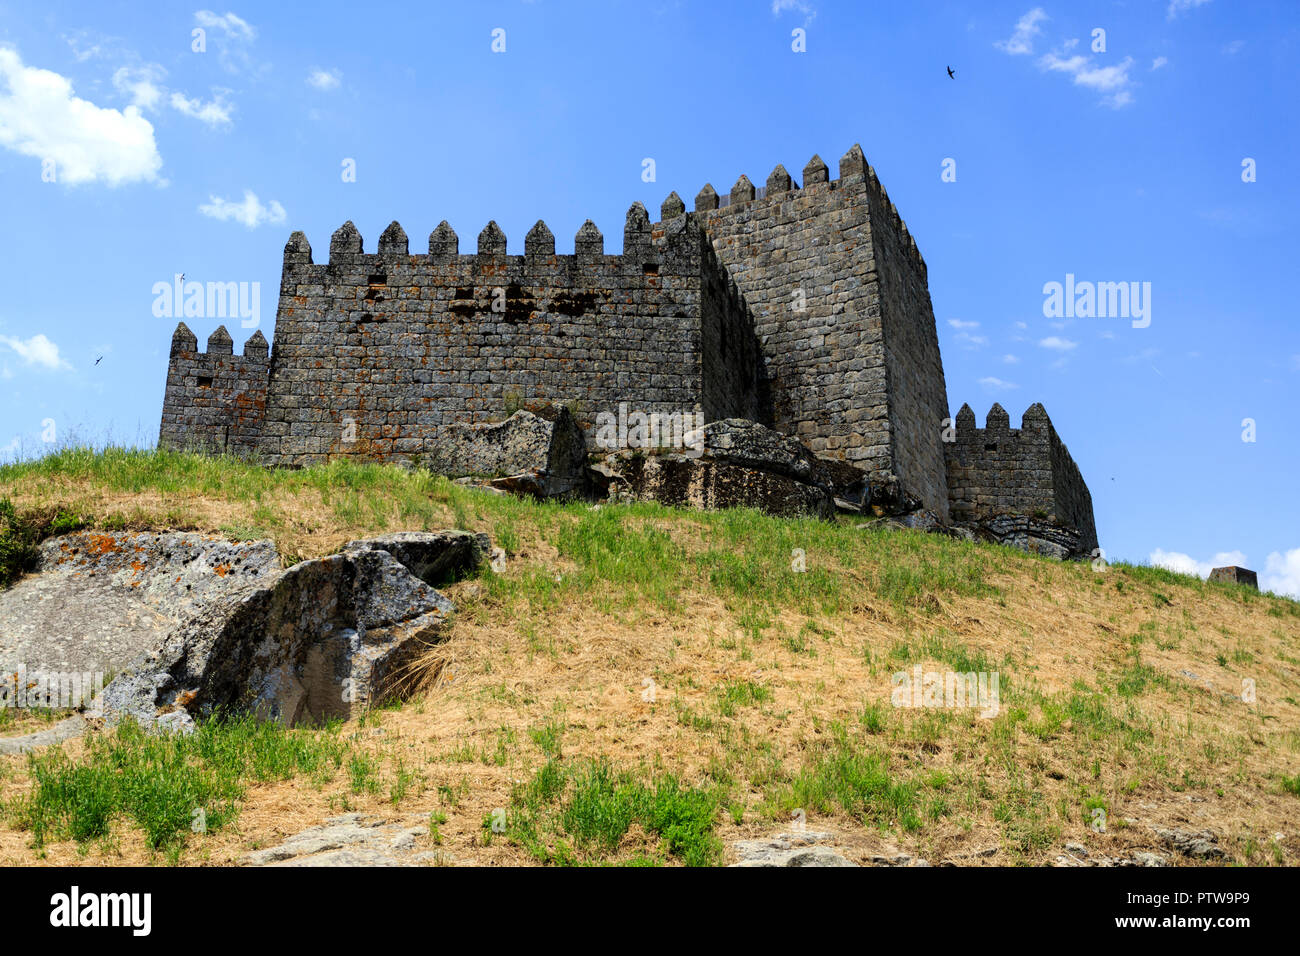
[{"xmin": 159, "ymin": 143, "xmax": 1097, "ymax": 549}]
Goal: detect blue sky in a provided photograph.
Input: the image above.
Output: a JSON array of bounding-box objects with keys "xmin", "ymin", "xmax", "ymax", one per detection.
[{"xmin": 0, "ymin": 1, "xmax": 1296, "ymax": 594}]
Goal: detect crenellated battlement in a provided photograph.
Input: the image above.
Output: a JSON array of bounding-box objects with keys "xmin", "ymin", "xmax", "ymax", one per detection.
[
  {"xmin": 952, "ymin": 401, "xmax": 1054, "ymax": 437},
  {"xmin": 681, "ymin": 143, "xmax": 928, "ymax": 283},
  {"xmin": 169, "ymin": 322, "xmax": 269, "ymax": 361},
  {"xmin": 944, "ymin": 401, "xmax": 1096, "ymax": 551},
  {"xmin": 284, "ymin": 203, "xmax": 701, "ymax": 276},
  {"xmin": 159, "ymin": 323, "xmax": 271, "ymax": 457}
]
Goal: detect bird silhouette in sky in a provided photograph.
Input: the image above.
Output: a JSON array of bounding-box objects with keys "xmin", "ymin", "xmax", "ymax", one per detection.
[
  {"xmin": 947, "ymin": 66, "xmax": 955, "ymax": 79},
  {"xmin": 94, "ymin": 356, "xmax": 102, "ymax": 366}
]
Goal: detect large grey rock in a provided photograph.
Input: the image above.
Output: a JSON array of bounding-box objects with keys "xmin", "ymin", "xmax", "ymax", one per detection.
[
  {"xmin": 0, "ymin": 715, "xmax": 88, "ymax": 755},
  {"xmin": 425, "ymin": 405, "xmax": 587, "ymax": 499},
  {"xmin": 730, "ymin": 831, "xmax": 857, "ymax": 867},
  {"xmin": 868, "ymin": 474, "xmax": 925, "ymax": 517},
  {"xmin": 700, "ymin": 419, "xmax": 829, "ymax": 486},
  {"xmin": 702, "ymin": 419, "xmax": 870, "ymax": 510},
  {"xmin": 606, "ymin": 452, "xmax": 836, "ymax": 519},
  {"xmin": 344, "ymin": 530, "xmax": 492, "ymax": 586},
  {"xmin": 0, "ymin": 531, "xmax": 280, "ymax": 676},
  {"xmin": 1155, "ymin": 827, "xmax": 1228, "ymax": 861},
  {"xmin": 93, "ymin": 530, "xmax": 488, "ymax": 730},
  {"xmin": 244, "ymin": 814, "xmax": 451, "ymax": 867},
  {"xmin": 958, "ymin": 514, "xmax": 1089, "ymax": 561}
]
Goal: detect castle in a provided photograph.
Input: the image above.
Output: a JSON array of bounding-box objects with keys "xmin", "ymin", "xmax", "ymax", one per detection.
[{"xmin": 159, "ymin": 144, "xmax": 1097, "ymax": 552}]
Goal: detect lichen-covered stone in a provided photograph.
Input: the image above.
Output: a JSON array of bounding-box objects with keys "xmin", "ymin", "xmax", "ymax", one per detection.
[
  {"xmin": 606, "ymin": 453, "xmax": 835, "ymax": 519},
  {"xmin": 0, "ymin": 531, "xmax": 280, "ymax": 676},
  {"xmin": 423, "ymin": 405, "xmax": 588, "ymax": 499},
  {"xmin": 91, "ymin": 531, "xmax": 489, "ymax": 730}
]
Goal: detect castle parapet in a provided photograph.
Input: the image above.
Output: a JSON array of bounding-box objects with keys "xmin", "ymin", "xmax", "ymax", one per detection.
[
  {"xmin": 158, "ymin": 323, "xmax": 271, "ymax": 457},
  {"xmin": 944, "ymin": 402, "xmax": 1097, "ymax": 551},
  {"xmin": 683, "ymin": 143, "xmax": 928, "ymax": 286}
]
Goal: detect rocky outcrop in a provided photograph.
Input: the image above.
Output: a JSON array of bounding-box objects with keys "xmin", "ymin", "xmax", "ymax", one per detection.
[
  {"xmin": 424, "ymin": 405, "xmax": 588, "ymax": 499},
  {"xmin": 0, "ymin": 715, "xmax": 89, "ymax": 756},
  {"xmin": 730, "ymin": 831, "xmax": 858, "ymax": 867},
  {"xmin": 954, "ymin": 514, "xmax": 1091, "ymax": 561},
  {"xmin": 701, "ymin": 418, "xmax": 871, "ymax": 512},
  {"xmin": 602, "ymin": 452, "xmax": 836, "ymax": 519},
  {"xmin": 0, "ymin": 531, "xmax": 280, "ymax": 676},
  {"xmin": 90, "ymin": 530, "xmax": 489, "ymax": 731},
  {"xmin": 867, "ymin": 474, "xmax": 925, "ymax": 517},
  {"xmin": 593, "ymin": 419, "xmax": 848, "ymax": 519},
  {"xmin": 1154, "ymin": 827, "xmax": 1228, "ymax": 861},
  {"xmin": 243, "ymin": 814, "xmax": 451, "ymax": 867},
  {"xmin": 698, "ymin": 419, "xmax": 830, "ymax": 486}
]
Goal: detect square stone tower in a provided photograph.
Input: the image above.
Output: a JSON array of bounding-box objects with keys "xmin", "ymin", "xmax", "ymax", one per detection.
[{"xmin": 686, "ymin": 144, "xmax": 951, "ymax": 518}]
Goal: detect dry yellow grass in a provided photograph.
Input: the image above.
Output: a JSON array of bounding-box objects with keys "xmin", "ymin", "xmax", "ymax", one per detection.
[{"xmin": 1, "ymin": 451, "xmax": 1297, "ymax": 866}]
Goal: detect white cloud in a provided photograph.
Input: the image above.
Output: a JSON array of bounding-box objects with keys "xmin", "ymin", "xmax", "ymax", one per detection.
[
  {"xmin": 169, "ymin": 91, "xmax": 234, "ymax": 128},
  {"xmin": 1262, "ymin": 549, "xmax": 1300, "ymax": 599},
  {"xmin": 307, "ymin": 68, "xmax": 341, "ymax": 91},
  {"xmin": 948, "ymin": 318, "xmax": 979, "ymax": 329},
  {"xmin": 63, "ymin": 32, "xmax": 104, "ymax": 62},
  {"xmin": 112, "ymin": 61, "xmax": 234, "ymax": 128},
  {"xmin": 1222, "ymin": 40, "xmax": 1245, "ymax": 55},
  {"xmin": 1040, "ymin": 52, "xmax": 1136, "ymax": 108},
  {"xmin": 978, "ymin": 376, "xmax": 1018, "ymax": 390},
  {"xmin": 1151, "ymin": 56, "xmax": 1168, "ymax": 71},
  {"xmin": 198, "ymin": 189, "xmax": 286, "ymax": 228},
  {"xmin": 1014, "ymin": 321, "xmax": 1028, "ymax": 330},
  {"xmin": 0, "ymin": 333, "xmax": 72, "ymax": 370},
  {"xmin": 112, "ymin": 64, "xmax": 166, "ymax": 111},
  {"xmin": 771, "ymin": 0, "xmax": 816, "ymax": 16},
  {"xmin": 193, "ymin": 10, "xmax": 260, "ymax": 74},
  {"xmin": 1002, "ymin": 354, "xmax": 1020, "ymax": 364},
  {"xmin": 0, "ymin": 47, "xmax": 163, "ymax": 186},
  {"xmin": 995, "ymin": 8, "xmax": 1047, "ymax": 56},
  {"xmin": 194, "ymin": 10, "xmax": 256, "ymax": 40},
  {"xmin": 1150, "ymin": 548, "xmax": 1247, "ymax": 579},
  {"xmin": 1167, "ymin": 0, "xmax": 1212, "ymax": 21},
  {"xmin": 1038, "ymin": 336, "xmax": 1077, "ymax": 351}
]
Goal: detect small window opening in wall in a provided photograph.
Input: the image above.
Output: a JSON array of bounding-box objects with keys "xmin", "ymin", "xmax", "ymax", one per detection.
[
  {"xmin": 367, "ymin": 273, "xmax": 387, "ymax": 286},
  {"xmin": 642, "ymin": 263, "xmax": 658, "ymax": 275},
  {"xmin": 984, "ymin": 443, "xmax": 997, "ymax": 451},
  {"xmin": 197, "ymin": 375, "xmax": 213, "ymax": 388}
]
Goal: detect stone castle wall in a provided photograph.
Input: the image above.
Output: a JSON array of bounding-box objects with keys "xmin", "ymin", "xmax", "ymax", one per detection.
[
  {"xmin": 159, "ymin": 324, "xmax": 270, "ymax": 457},
  {"xmin": 944, "ymin": 403, "xmax": 1097, "ymax": 552},
  {"xmin": 165, "ymin": 207, "xmax": 763, "ymax": 466}
]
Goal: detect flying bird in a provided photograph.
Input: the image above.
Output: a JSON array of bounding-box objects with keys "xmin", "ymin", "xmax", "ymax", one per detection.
[
  {"xmin": 946, "ymin": 66, "xmax": 955, "ymax": 79},
  {"xmin": 94, "ymin": 356, "xmax": 102, "ymax": 366}
]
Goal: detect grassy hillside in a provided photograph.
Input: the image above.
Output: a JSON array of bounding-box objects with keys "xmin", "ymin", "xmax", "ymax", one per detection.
[{"xmin": 1, "ymin": 447, "xmax": 1298, "ymax": 866}]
